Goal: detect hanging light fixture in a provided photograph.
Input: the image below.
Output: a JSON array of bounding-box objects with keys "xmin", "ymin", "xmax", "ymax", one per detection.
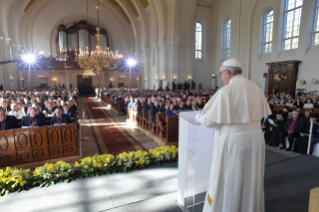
[{"xmin": 76, "ymin": 0, "xmax": 123, "ymax": 85}]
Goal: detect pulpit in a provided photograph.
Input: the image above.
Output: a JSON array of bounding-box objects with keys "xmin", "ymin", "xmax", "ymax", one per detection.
[{"xmin": 176, "ymin": 111, "xmax": 214, "ymax": 211}]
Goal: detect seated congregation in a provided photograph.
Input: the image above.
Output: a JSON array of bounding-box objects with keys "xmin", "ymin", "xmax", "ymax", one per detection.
[
  {"xmin": 101, "ymin": 87, "xmax": 319, "ymax": 155},
  {"xmin": 0, "ymin": 89, "xmax": 79, "ymax": 131}
]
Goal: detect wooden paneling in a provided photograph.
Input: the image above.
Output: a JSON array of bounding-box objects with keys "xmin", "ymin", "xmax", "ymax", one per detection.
[
  {"xmin": 0, "ymin": 125, "xmax": 78, "ymax": 167},
  {"xmin": 267, "ymin": 60, "xmax": 301, "ymax": 97}
]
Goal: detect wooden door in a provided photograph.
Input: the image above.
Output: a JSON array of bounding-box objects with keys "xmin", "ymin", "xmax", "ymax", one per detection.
[{"xmin": 77, "ymin": 75, "xmax": 93, "ymax": 95}]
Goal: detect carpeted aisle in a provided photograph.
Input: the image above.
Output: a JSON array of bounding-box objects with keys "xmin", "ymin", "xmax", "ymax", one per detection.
[{"xmin": 83, "ymin": 97, "xmax": 146, "ymax": 155}]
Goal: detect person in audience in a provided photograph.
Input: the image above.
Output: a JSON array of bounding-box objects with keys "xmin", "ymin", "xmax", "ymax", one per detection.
[
  {"xmin": 151, "ymin": 99, "xmax": 161, "ymax": 125},
  {"xmin": 1, "ymin": 101, "xmax": 11, "ymax": 114},
  {"xmin": 265, "ymin": 111, "xmax": 286, "ymax": 146},
  {"xmin": 144, "ymin": 98, "xmax": 152, "ymax": 120},
  {"xmin": 7, "ymin": 103, "xmax": 25, "ymax": 118},
  {"xmin": 62, "ymin": 104, "xmax": 74, "ymax": 118},
  {"xmin": 17, "ymin": 102, "xmax": 28, "ymax": 115},
  {"xmin": 137, "ymin": 97, "xmax": 145, "ymax": 117},
  {"xmin": 165, "ymin": 102, "xmax": 176, "ymax": 117},
  {"xmin": 185, "ymin": 99, "xmax": 191, "ymax": 109},
  {"xmin": 34, "ymin": 105, "xmax": 45, "ymax": 120},
  {"xmin": 197, "ymin": 98, "xmax": 204, "ymax": 109},
  {"xmin": 314, "ymin": 99, "xmax": 319, "ymax": 109},
  {"xmin": 162, "ymin": 100, "xmax": 170, "ymax": 113},
  {"xmin": 294, "ymin": 113, "xmax": 318, "ymax": 154},
  {"xmin": 45, "ymin": 102, "xmax": 55, "ymax": 115},
  {"xmin": 0, "ymin": 111, "xmax": 15, "ymax": 130},
  {"xmin": 294, "ymin": 98, "xmax": 304, "ymax": 108},
  {"xmin": 68, "ymin": 99, "xmax": 78, "ymax": 114},
  {"xmin": 304, "ymin": 99, "xmax": 314, "ymax": 109},
  {"xmin": 279, "ymin": 110, "xmax": 303, "ymax": 151},
  {"xmin": 274, "ymin": 97, "xmax": 280, "ymax": 105},
  {"xmin": 51, "ymin": 107, "xmax": 71, "ymax": 125},
  {"xmin": 21, "ymin": 107, "xmax": 46, "ymax": 127},
  {"xmin": 53, "ymin": 98, "xmax": 63, "ymax": 111},
  {"xmin": 285, "ymin": 99, "xmax": 293, "ymax": 107},
  {"xmin": 309, "ymin": 126, "xmax": 319, "ymax": 155},
  {"xmin": 178, "ymin": 100, "xmax": 187, "ymax": 110},
  {"xmin": 191, "ymin": 100, "xmax": 199, "ymax": 111}
]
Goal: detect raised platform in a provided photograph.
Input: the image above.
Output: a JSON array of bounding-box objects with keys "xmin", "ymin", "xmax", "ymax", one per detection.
[{"xmin": 0, "ymin": 150, "xmax": 317, "ymax": 212}]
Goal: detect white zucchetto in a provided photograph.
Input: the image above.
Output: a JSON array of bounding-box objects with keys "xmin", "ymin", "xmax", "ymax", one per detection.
[{"xmin": 222, "ymin": 58, "xmax": 241, "ymax": 68}]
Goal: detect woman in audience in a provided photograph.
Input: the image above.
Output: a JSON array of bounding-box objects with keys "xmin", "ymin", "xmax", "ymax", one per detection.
[
  {"xmin": 304, "ymin": 99, "xmax": 314, "ymax": 109},
  {"xmin": 165, "ymin": 102, "xmax": 176, "ymax": 117},
  {"xmin": 293, "ymin": 98, "xmax": 304, "ymax": 108},
  {"xmin": 314, "ymin": 99, "xmax": 319, "ymax": 109},
  {"xmin": 285, "ymin": 99, "xmax": 293, "ymax": 107}
]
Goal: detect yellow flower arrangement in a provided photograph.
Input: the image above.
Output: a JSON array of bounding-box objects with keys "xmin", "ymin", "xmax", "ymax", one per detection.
[{"xmin": 0, "ymin": 145, "xmax": 178, "ymax": 196}]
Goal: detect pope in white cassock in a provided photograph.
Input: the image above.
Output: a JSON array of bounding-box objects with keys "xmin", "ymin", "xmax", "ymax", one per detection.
[{"xmin": 196, "ymin": 58, "xmax": 271, "ymax": 212}]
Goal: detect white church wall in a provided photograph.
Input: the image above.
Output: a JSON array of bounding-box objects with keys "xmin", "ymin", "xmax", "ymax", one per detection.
[
  {"xmin": 213, "ymin": 0, "xmax": 319, "ymax": 89},
  {"xmin": 194, "ymin": 5, "xmax": 214, "ymax": 89}
]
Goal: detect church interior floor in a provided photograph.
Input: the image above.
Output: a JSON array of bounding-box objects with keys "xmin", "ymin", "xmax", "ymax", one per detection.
[{"xmin": 78, "ymin": 96, "xmax": 159, "ymax": 158}]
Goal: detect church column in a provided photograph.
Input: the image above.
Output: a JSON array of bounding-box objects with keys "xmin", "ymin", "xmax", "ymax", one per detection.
[
  {"xmin": 157, "ymin": 39, "xmax": 170, "ymax": 89},
  {"xmin": 184, "ymin": 40, "xmax": 195, "ymax": 83},
  {"xmin": 169, "ymin": 38, "xmax": 181, "ymax": 89},
  {"xmin": 2, "ymin": 37, "xmax": 11, "ymax": 90},
  {"xmin": 101, "ymin": 72, "xmax": 105, "ymax": 87},
  {"xmin": 66, "ymin": 71, "xmax": 70, "ymax": 89},
  {"xmin": 0, "ymin": 37, "xmax": 5, "ymax": 89},
  {"xmin": 142, "ymin": 48, "xmax": 151, "ymax": 89}
]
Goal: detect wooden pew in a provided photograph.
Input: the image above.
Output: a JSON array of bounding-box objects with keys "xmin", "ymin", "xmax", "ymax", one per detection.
[
  {"xmin": 0, "ymin": 124, "xmax": 79, "ymax": 168},
  {"xmin": 148, "ymin": 110, "xmax": 156, "ymax": 133},
  {"xmin": 137, "ymin": 109, "xmax": 143, "ymax": 126},
  {"xmin": 165, "ymin": 116, "xmax": 179, "ymax": 143},
  {"xmin": 156, "ymin": 113, "xmax": 166, "ymax": 137},
  {"xmin": 142, "ymin": 109, "xmax": 150, "ymax": 129}
]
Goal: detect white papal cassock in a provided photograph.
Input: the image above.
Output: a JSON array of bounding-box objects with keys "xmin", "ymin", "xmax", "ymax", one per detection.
[{"xmin": 196, "ymin": 74, "xmax": 271, "ymax": 212}]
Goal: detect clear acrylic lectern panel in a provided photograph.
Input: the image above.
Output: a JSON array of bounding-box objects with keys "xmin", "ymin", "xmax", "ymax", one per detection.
[{"xmin": 176, "ymin": 111, "xmax": 214, "ymax": 212}]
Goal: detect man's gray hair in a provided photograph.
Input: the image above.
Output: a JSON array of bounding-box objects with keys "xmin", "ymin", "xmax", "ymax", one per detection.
[{"xmin": 223, "ymin": 66, "xmax": 242, "ymax": 75}]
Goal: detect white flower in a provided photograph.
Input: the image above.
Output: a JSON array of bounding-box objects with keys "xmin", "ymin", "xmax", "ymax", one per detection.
[{"xmin": 43, "ymin": 173, "xmax": 50, "ymax": 179}]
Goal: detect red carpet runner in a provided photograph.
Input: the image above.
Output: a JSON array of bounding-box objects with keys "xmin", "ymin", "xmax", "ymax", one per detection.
[{"xmin": 83, "ymin": 97, "xmax": 146, "ymax": 155}]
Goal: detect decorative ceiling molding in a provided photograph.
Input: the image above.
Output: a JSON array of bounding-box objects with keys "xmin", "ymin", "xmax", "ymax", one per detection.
[
  {"xmin": 140, "ymin": 0, "xmax": 149, "ymax": 8},
  {"xmin": 24, "ymin": 0, "xmax": 36, "ymax": 12},
  {"xmin": 125, "ymin": 0, "xmax": 139, "ymax": 17}
]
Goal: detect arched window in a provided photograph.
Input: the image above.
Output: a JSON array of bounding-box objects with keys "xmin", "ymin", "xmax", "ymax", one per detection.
[
  {"xmin": 283, "ymin": 0, "xmax": 303, "ymax": 50},
  {"xmin": 195, "ymin": 22, "xmax": 203, "ymax": 59},
  {"xmin": 224, "ymin": 19, "xmax": 231, "ymax": 58},
  {"xmin": 263, "ymin": 10, "xmax": 274, "ymax": 53},
  {"xmin": 313, "ymin": 0, "xmax": 319, "ymax": 45}
]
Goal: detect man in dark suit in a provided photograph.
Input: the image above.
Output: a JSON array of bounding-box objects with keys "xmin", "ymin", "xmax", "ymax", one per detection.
[
  {"xmin": 62, "ymin": 104, "xmax": 74, "ymax": 118},
  {"xmin": 144, "ymin": 98, "xmax": 152, "ymax": 119},
  {"xmin": 137, "ymin": 98, "xmax": 144, "ymax": 118},
  {"xmin": 279, "ymin": 110, "xmax": 303, "ymax": 151},
  {"xmin": 51, "ymin": 107, "xmax": 71, "ymax": 125},
  {"xmin": 294, "ymin": 113, "xmax": 318, "ymax": 154},
  {"xmin": 21, "ymin": 107, "xmax": 46, "ymax": 127},
  {"xmin": 151, "ymin": 100, "xmax": 161, "ymax": 123},
  {"xmin": 0, "ymin": 111, "xmax": 16, "ymax": 130}
]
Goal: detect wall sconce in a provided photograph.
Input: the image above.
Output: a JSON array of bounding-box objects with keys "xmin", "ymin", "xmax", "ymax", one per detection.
[
  {"xmin": 155, "ymin": 77, "xmax": 158, "ymax": 81},
  {"xmin": 53, "ymin": 78, "xmax": 57, "ymax": 82},
  {"xmin": 144, "ymin": 77, "xmax": 147, "ymax": 81},
  {"xmin": 21, "ymin": 77, "xmax": 24, "ymax": 81},
  {"xmin": 212, "ymin": 74, "xmax": 216, "ymax": 79},
  {"xmin": 38, "ymin": 75, "xmax": 44, "ymax": 78},
  {"xmin": 188, "ymin": 76, "xmax": 192, "ymax": 81},
  {"xmin": 136, "ymin": 77, "xmax": 139, "ymax": 81},
  {"xmin": 10, "ymin": 76, "xmax": 14, "ymax": 82},
  {"xmin": 110, "ymin": 78, "xmax": 113, "ymax": 82},
  {"xmin": 162, "ymin": 76, "xmax": 165, "ymax": 80}
]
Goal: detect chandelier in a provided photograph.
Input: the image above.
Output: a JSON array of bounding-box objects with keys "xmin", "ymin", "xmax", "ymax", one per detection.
[
  {"xmin": 82, "ymin": 69, "xmax": 96, "ymax": 79},
  {"xmin": 75, "ymin": 0, "xmax": 123, "ymax": 85}
]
